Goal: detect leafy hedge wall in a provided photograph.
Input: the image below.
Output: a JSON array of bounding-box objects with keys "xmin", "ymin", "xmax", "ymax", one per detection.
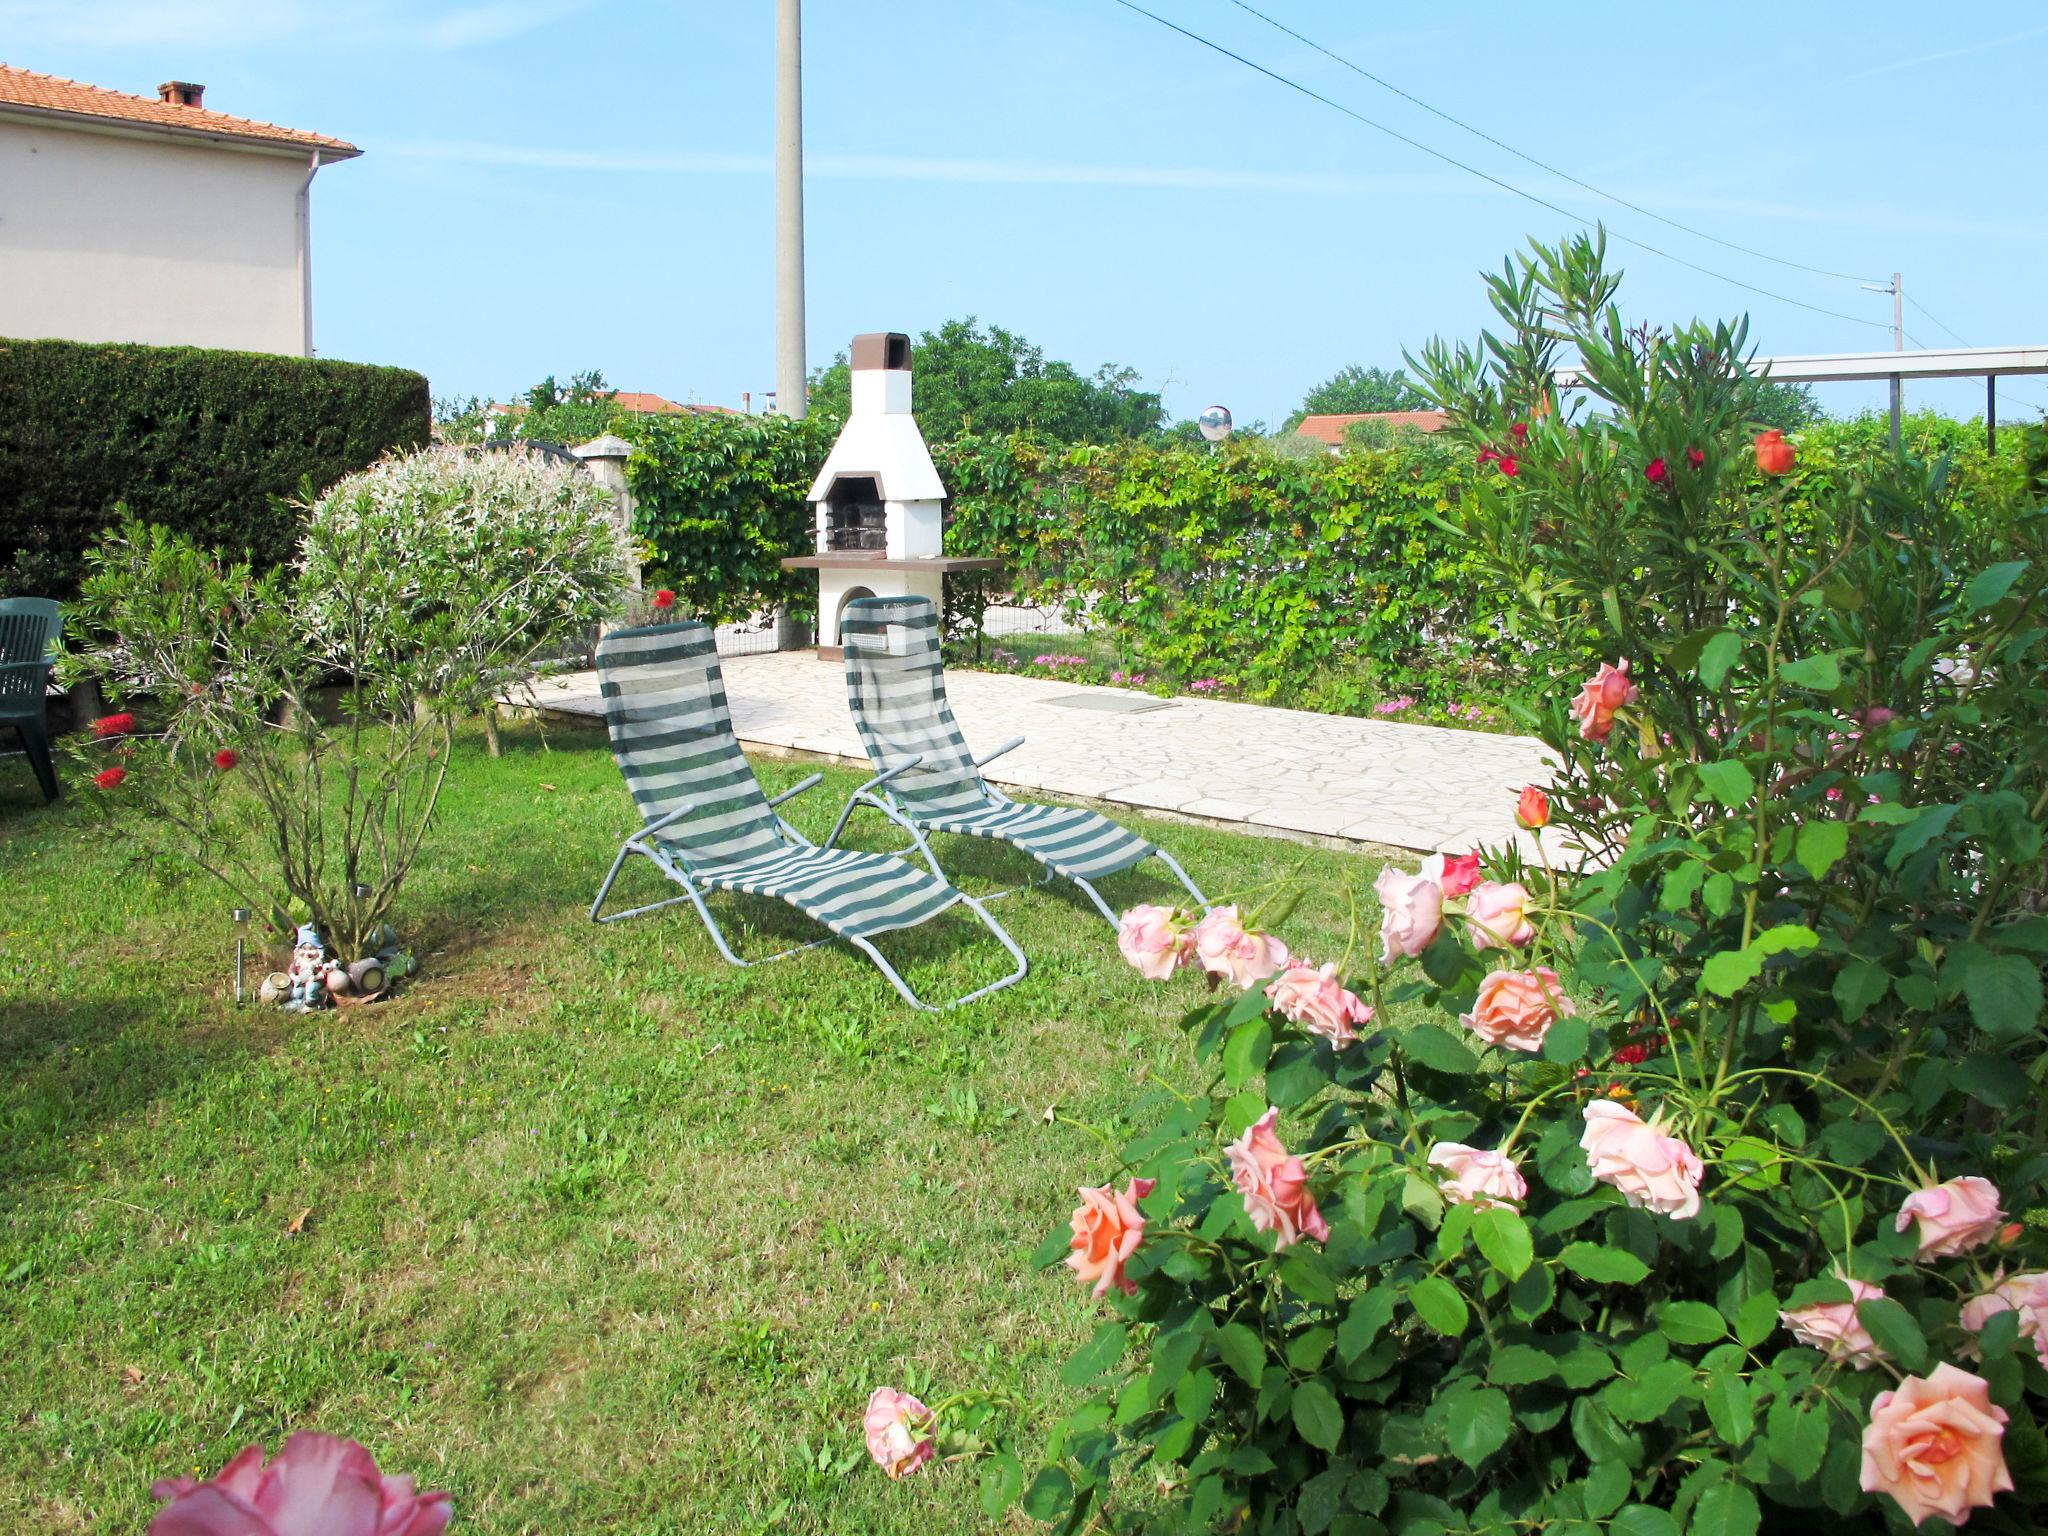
[{"xmin": 0, "ymin": 337, "xmax": 430, "ymax": 596}]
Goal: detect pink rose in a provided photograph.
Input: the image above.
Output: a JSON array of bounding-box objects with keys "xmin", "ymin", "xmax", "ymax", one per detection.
[
  {"xmin": 1896, "ymin": 1177, "xmax": 2006, "ymax": 1259},
  {"xmin": 1193, "ymin": 906, "xmax": 1289, "ymax": 990},
  {"xmin": 1066, "ymin": 1177, "xmax": 1157, "ymax": 1299},
  {"xmin": 1423, "ymin": 851, "xmax": 1483, "ymax": 899},
  {"xmin": 1226, "ymin": 1108, "xmax": 1328, "ymax": 1252},
  {"xmin": 1375, "ymin": 864, "xmax": 1443, "ymax": 964},
  {"xmin": 1571, "ymin": 659, "xmax": 1638, "ymax": 743},
  {"xmin": 1117, "ymin": 904, "xmax": 1193, "ymax": 980},
  {"xmin": 1265, "ymin": 962, "xmax": 1373, "ymax": 1048},
  {"xmin": 1779, "ymin": 1274, "xmax": 1889, "ymax": 1369},
  {"xmin": 150, "ymin": 1433, "xmax": 450, "ymax": 1536},
  {"xmin": 1427, "ymin": 1142, "xmax": 1526, "ymax": 1210},
  {"xmin": 1466, "ymin": 881, "xmax": 1536, "ymax": 951},
  {"xmin": 1860, "ymin": 1363, "xmax": 2014, "ymax": 1528},
  {"xmin": 863, "ymin": 1387, "xmax": 937, "ymax": 1480},
  {"xmin": 1460, "ymin": 967, "xmax": 1574, "ymax": 1053},
  {"xmin": 1960, "ymin": 1272, "xmax": 2048, "ymax": 1367},
  {"xmin": 1580, "ymin": 1101, "xmax": 1702, "ymax": 1220}
]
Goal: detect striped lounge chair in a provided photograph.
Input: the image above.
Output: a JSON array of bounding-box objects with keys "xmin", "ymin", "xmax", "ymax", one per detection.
[
  {"xmin": 589, "ymin": 620, "xmax": 1027, "ymax": 1010},
  {"xmin": 834, "ymin": 596, "xmax": 1207, "ymax": 925}
]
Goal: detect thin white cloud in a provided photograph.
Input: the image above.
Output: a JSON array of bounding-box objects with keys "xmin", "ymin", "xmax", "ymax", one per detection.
[{"xmin": 1839, "ymin": 21, "xmax": 2048, "ymax": 84}]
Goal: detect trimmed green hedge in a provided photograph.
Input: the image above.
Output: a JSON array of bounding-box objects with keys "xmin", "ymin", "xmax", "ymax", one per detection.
[{"xmin": 0, "ymin": 337, "xmax": 430, "ymax": 595}]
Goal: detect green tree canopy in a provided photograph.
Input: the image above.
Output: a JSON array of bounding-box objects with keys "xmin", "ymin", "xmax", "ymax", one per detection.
[
  {"xmin": 1287, "ymin": 364, "xmax": 1428, "ymax": 427},
  {"xmin": 805, "ymin": 318, "xmax": 1163, "ymax": 444},
  {"xmin": 1748, "ymin": 378, "xmax": 1825, "ymax": 431}
]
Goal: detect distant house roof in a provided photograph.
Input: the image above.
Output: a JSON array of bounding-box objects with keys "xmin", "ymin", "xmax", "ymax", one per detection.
[
  {"xmin": 1294, "ymin": 410, "xmax": 1448, "ymax": 445},
  {"xmin": 0, "ymin": 65, "xmax": 359, "ymax": 158}
]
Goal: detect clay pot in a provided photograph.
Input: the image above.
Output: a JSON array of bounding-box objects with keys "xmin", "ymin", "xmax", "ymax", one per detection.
[{"xmin": 258, "ymin": 971, "xmax": 290, "ymax": 1005}]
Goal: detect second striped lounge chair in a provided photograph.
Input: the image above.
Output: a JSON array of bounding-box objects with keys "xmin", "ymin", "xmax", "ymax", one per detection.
[
  {"xmin": 834, "ymin": 595, "xmax": 1207, "ymax": 925},
  {"xmin": 589, "ymin": 619, "xmax": 1027, "ymax": 1010}
]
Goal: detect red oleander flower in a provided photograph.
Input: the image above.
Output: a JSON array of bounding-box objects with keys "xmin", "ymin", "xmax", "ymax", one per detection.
[
  {"xmin": 1476, "ymin": 447, "xmax": 1500, "ymax": 467},
  {"xmin": 214, "ymin": 748, "xmax": 240, "ymax": 771},
  {"xmin": 1645, "ymin": 458, "xmax": 1670, "ymax": 486},
  {"xmin": 1498, "ymin": 455, "xmax": 1520, "ymax": 477},
  {"xmin": 92, "ymin": 712, "xmax": 136, "ymax": 738},
  {"xmin": 1686, "ymin": 446, "xmax": 1705, "ymax": 469},
  {"xmin": 1509, "ymin": 421, "xmax": 1528, "ymax": 444},
  {"xmin": 652, "ymin": 589, "xmax": 677, "ymax": 610},
  {"xmin": 93, "ymin": 766, "xmax": 127, "ymax": 790}
]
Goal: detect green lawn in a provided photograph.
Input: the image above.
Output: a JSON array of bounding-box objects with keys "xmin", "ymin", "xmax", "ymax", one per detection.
[{"xmin": 0, "ymin": 716, "xmax": 1390, "ymax": 1533}]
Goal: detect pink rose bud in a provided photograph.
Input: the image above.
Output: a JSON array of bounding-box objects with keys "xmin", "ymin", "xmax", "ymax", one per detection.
[
  {"xmin": 1375, "ymin": 864, "xmax": 1444, "ymax": 964},
  {"xmin": 1226, "ymin": 1108, "xmax": 1328, "ymax": 1252},
  {"xmin": 1116, "ymin": 904, "xmax": 1193, "ymax": 980},
  {"xmin": 863, "ymin": 1387, "xmax": 937, "ymax": 1480},
  {"xmin": 1066, "ymin": 1177, "xmax": 1157, "ymax": 1299},
  {"xmin": 1465, "ymin": 881, "xmax": 1536, "ymax": 951},
  {"xmin": 150, "ymin": 1433, "xmax": 451, "ymax": 1536},
  {"xmin": 1896, "ymin": 1176, "xmax": 2006, "ymax": 1259},
  {"xmin": 1780, "ymin": 1274, "xmax": 1889, "ymax": 1369},
  {"xmin": 1265, "ymin": 961, "xmax": 1373, "ymax": 1049},
  {"xmin": 1860, "ymin": 1364, "xmax": 2015, "ymax": 1528},
  {"xmin": 1580, "ymin": 1100, "xmax": 1702, "ymax": 1220},
  {"xmin": 1192, "ymin": 906, "xmax": 1290, "ymax": 990},
  {"xmin": 1570, "ymin": 659, "xmax": 1638, "ymax": 743},
  {"xmin": 1460, "ymin": 967, "xmax": 1574, "ymax": 1053},
  {"xmin": 1426, "ymin": 1142, "xmax": 1527, "ymax": 1210}
]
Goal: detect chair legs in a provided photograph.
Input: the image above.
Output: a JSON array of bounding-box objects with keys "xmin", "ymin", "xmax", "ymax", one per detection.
[{"xmin": 9, "ymin": 717, "xmax": 57, "ymax": 803}]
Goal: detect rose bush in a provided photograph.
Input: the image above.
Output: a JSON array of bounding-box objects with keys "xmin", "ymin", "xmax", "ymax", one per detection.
[{"xmin": 940, "ymin": 236, "xmax": 2048, "ymax": 1533}]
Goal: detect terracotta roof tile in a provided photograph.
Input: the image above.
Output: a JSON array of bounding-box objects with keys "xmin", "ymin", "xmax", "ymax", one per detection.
[
  {"xmin": 0, "ymin": 64, "xmax": 358, "ymax": 155},
  {"xmin": 1293, "ymin": 410, "xmax": 1447, "ymax": 445}
]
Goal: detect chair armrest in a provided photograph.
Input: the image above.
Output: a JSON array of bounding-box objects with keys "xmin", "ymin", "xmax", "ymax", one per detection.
[
  {"xmin": 767, "ymin": 771, "xmax": 825, "ymax": 807},
  {"xmin": 630, "ymin": 798, "xmax": 699, "ymax": 845},
  {"xmin": 857, "ymin": 754, "xmax": 924, "ymax": 796},
  {"xmin": 974, "ymin": 735, "xmax": 1025, "ymax": 768},
  {"xmin": 823, "ymin": 755, "xmax": 924, "ymax": 850}
]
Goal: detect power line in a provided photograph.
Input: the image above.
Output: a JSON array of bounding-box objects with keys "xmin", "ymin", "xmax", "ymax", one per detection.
[
  {"xmin": 1105, "ymin": 0, "xmax": 1896, "ymax": 338},
  {"xmin": 1226, "ymin": 0, "xmax": 1885, "ymax": 288}
]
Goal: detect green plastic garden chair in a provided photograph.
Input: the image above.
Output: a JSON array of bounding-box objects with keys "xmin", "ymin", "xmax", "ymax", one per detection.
[
  {"xmin": 835, "ymin": 595, "xmax": 1207, "ymax": 925},
  {"xmin": 0, "ymin": 597, "xmax": 61, "ymax": 803},
  {"xmin": 588, "ymin": 619, "xmax": 1028, "ymax": 1010}
]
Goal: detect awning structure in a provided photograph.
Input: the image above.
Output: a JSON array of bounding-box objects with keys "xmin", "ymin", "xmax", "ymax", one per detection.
[{"xmin": 1555, "ymin": 344, "xmax": 2048, "ymax": 449}]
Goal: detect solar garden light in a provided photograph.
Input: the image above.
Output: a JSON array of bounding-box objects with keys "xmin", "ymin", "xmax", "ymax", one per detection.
[{"xmin": 230, "ymin": 907, "xmax": 251, "ymax": 1003}]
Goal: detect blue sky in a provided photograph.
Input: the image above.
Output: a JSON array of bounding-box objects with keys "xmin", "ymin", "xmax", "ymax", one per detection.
[{"xmin": 11, "ymin": 0, "xmax": 2047, "ymax": 424}]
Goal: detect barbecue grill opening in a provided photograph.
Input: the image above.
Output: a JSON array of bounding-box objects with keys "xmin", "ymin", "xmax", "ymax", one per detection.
[{"xmin": 823, "ymin": 474, "xmax": 887, "ymax": 552}]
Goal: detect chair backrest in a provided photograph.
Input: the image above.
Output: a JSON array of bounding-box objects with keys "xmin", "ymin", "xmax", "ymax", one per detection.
[
  {"xmin": 840, "ymin": 596, "xmax": 992, "ymax": 819},
  {"xmin": 595, "ymin": 620, "xmax": 789, "ymax": 869},
  {"xmin": 0, "ymin": 598, "xmax": 62, "ymax": 709}
]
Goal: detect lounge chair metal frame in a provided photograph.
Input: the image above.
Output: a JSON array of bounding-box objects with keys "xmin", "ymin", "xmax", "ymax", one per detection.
[
  {"xmin": 836, "ymin": 596, "xmax": 1207, "ymax": 925},
  {"xmin": 589, "ymin": 621, "xmax": 1026, "ymax": 1011}
]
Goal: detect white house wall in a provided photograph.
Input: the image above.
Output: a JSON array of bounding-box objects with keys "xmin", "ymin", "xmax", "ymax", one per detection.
[{"xmin": 0, "ymin": 120, "xmax": 310, "ymax": 354}]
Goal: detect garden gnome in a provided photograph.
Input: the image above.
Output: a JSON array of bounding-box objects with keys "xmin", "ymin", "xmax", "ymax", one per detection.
[{"xmin": 284, "ymin": 923, "xmax": 329, "ymax": 1010}]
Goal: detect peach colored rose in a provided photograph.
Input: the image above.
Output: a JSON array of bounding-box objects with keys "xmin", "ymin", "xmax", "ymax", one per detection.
[
  {"xmin": 1266, "ymin": 962, "xmax": 1373, "ymax": 1048},
  {"xmin": 1860, "ymin": 1363, "xmax": 2013, "ymax": 1528},
  {"xmin": 1580, "ymin": 1100, "xmax": 1702, "ymax": 1220},
  {"xmin": 1427, "ymin": 1142, "xmax": 1527, "ymax": 1210},
  {"xmin": 1226, "ymin": 1108, "xmax": 1328, "ymax": 1251},
  {"xmin": 1960, "ymin": 1272, "xmax": 2048, "ymax": 1368},
  {"xmin": 1117, "ymin": 904, "xmax": 1193, "ymax": 980},
  {"xmin": 1193, "ymin": 906, "xmax": 1290, "ymax": 989},
  {"xmin": 1571, "ymin": 658, "xmax": 1638, "ymax": 743},
  {"xmin": 1466, "ymin": 881, "xmax": 1536, "ymax": 951},
  {"xmin": 863, "ymin": 1387, "xmax": 936, "ymax": 1480},
  {"xmin": 1422, "ymin": 851, "xmax": 1483, "ymax": 899},
  {"xmin": 1780, "ymin": 1274, "xmax": 1889, "ymax": 1369},
  {"xmin": 1896, "ymin": 1177, "xmax": 2006, "ymax": 1259},
  {"xmin": 149, "ymin": 1433, "xmax": 450, "ymax": 1536},
  {"xmin": 1066, "ymin": 1176, "xmax": 1157, "ymax": 1299},
  {"xmin": 1460, "ymin": 967, "xmax": 1574, "ymax": 1053},
  {"xmin": 1375, "ymin": 864, "xmax": 1443, "ymax": 964}
]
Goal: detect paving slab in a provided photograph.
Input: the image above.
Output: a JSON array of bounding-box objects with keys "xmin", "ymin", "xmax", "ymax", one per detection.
[{"xmin": 518, "ymin": 651, "xmax": 1557, "ymax": 857}]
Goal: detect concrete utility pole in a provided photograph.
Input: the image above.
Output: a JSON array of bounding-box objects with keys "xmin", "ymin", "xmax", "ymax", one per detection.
[
  {"xmin": 1866, "ymin": 271, "xmax": 1904, "ymax": 450},
  {"xmin": 775, "ymin": 0, "xmax": 808, "ymax": 420}
]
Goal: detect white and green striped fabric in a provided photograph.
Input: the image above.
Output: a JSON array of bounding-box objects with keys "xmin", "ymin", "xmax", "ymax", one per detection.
[
  {"xmin": 598, "ymin": 621, "xmax": 959, "ymax": 941},
  {"xmin": 840, "ymin": 597, "xmax": 1156, "ymax": 883}
]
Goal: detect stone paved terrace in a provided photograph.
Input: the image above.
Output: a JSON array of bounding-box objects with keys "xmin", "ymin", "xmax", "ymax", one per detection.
[{"xmin": 519, "ymin": 650, "xmax": 1557, "ymax": 857}]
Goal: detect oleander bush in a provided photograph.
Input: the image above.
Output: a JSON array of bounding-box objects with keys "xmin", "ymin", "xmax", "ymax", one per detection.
[
  {"xmin": 0, "ymin": 336, "xmax": 428, "ymax": 596},
  {"xmin": 937, "ymin": 234, "xmax": 2048, "ymax": 1534}
]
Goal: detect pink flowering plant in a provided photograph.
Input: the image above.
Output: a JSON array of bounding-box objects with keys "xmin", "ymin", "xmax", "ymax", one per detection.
[{"xmin": 966, "ymin": 238, "xmax": 2048, "ymax": 1533}]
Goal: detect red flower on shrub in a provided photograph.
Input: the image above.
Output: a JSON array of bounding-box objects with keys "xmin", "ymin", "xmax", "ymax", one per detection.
[
  {"xmin": 1477, "ymin": 447, "xmax": 1500, "ymax": 467},
  {"xmin": 1754, "ymin": 428, "xmax": 1796, "ymax": 476},
  {"xmin": 1498, "ymin": 455, "xmax": 1520, "ymax": 478},
  {"xmin": 92, "ymin": 712, "xmax": 135, "ymax": 739},
  {"xmin": 1645, "ymin": 458, "xmax": 1670, "ymax": 487},
  {"xmin": 214, "ymin": 748, "xmax": 240, "ymax": 771},
  {"xmin": 1686, "ymin": 447, "xmax": 1705, "ymax": 469},
  {"xmin": 93, "ymin": 766, "xmax": 127, "ymax": 790},
  {"xmin": 652, "ymin": 589, "xmax": 677, "ymax": 611},
  {"xmin": 1509, "ymin": 421, "xmax": 1528, "ymax": 444},
  {"xmin": 1613, "ymin": 1042, "xmax": 1650, "ymax": 1066}
]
